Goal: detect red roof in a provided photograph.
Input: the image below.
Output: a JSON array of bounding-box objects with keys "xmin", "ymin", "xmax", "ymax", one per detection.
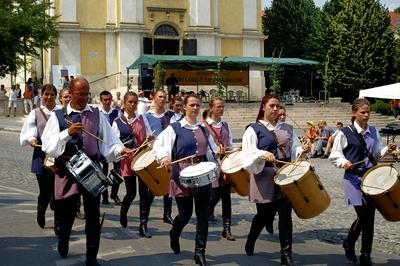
[{"xmin": 389, "ymin": 12, "xmax": 400, "ymax": 28}]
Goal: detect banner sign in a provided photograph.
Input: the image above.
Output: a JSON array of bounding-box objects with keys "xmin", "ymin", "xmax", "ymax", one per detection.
[{"xmin": 164, "ymin": 69, "xmax": 248, "ymax": 86}]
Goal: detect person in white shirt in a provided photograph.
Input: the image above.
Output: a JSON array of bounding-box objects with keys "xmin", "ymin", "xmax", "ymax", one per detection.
[
  {"xmin": 137, "ymin": 89, "xmax": 150, "ymax": 115},
  {"xmin": 166, "ymin": 96, "xmax": 185, "ymax": 123},
  {"xmin": 20, "ymin": 83, "xmax": 60, "ymax": 235},
  {"xmin": 7, "ymin": 85, "xmax": 19, "ymax": 117}
]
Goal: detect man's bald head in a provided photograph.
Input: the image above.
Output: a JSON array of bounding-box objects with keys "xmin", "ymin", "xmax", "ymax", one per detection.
[
  {"xmin": 70, "ymin": 77, "xmax": 89, "ymax": 92},
  {"xmin": 69, "ymin": 77, "xmax": 90, "ymax": 110}
]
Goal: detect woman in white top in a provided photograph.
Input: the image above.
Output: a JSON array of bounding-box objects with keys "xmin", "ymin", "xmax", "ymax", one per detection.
[{"xmin": 20, "ymin": 84, "xmax": 59, "ymax": 234}]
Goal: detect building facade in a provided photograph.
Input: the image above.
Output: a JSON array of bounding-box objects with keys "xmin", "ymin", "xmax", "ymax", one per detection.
[{"xmin": 43, "ymin": 0, "xmax": 265, "ymax": 97}]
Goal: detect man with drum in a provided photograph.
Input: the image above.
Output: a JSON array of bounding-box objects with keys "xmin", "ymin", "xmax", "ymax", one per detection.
[
  {"xmin": 204, "ymin": 97, "xmax": 236, "ymax": 241},
  {"xmin": 329, "ymin": 98, "xmax": 395, "ymax": 265},
  {"xmin": 242, "ymin": 94, "xmax": 309, "ymax": 266},
  {"xmin": 41, "ymin": 78, "xmax": 131, "ymax": 266},
  {"xmin": 143, "ymin": 89, "xmax": 174, "ymax": 225},
  {"xmin": 154, "ymin": 94, "xmax": 221, "ymax": 266}
]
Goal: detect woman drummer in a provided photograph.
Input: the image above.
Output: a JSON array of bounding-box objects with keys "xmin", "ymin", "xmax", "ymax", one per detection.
[
  {"xmin": 153, "ymin": 94, "xmax": 220, "ymax": 266},
  {"xmin": 111, "ymin": 91, "xmax": 154, "ymax": 237},
  {"xmin": 329, "ymin": 98, "xmax": 395, "ymax": 265},
  {"xmin": 20, "ymin": 83, "xmax": 60, "ymax": 234},
  {"xmin": 242, "ymin": 94, "xmax": 308, "ymax": 266},
  {"xmin": 204, "ymin": 96, "xmax": 235, "ymax": 241}
]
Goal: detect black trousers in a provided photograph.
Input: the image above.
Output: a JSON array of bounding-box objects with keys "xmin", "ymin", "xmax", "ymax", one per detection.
[
  {"xmin": 248, "ymin": 198, "xmax": 293, "ymax": 252},
  {"xmin": 99, "ymin": 157, "xmax": 120, "ymax": 200},
  {"xmin": 122, "ymin": 176, "xmax": 154, "ymax": 221},
  {"xmin": 209, "ymin": 183, "xmax": 232, "ymax": 219},
  {"xmin": 171, "ymin": 184, "xmax": 212, "ymax": 253},
  {"xmin": 36, "ymin": 170, "xmax": 55, "ymax": 210},
  {"xmin": 56, "ymin": 190, "xmax": 101, "ymax": 259},
  {"xmin": 346, "ymin": 199, "xmax": 376, "ymax": 254}
]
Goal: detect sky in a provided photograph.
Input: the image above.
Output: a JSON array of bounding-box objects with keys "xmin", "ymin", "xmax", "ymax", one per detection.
[{"xmin": 263, "ymin": 0, "xmax": 400, "ymax": 11}]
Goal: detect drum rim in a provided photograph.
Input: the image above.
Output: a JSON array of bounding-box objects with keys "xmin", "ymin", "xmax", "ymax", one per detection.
[
  {"xmin": 274, "ymin": 160, "xmax": 311, "ymax": 185},
  {"xmin": 133, "ymin": 149, "xmax": 155, "ymax": 171},
  {"xmin": 221, "ymin": 151, "xmax": 245, "ymax": 174},
  {"xmin": 361, "ymin": 163, "xmax": 398, "ymax": 195},
  {"xmin": 179, "ymin": 161, "xmax": 217, "ymax": 178}
]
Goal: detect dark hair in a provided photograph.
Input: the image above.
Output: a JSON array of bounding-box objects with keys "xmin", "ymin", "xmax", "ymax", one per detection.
[
  {"xmin": 337, "ymin": 122, "xmax": 343, "ymax": 127},
  {"xmin": 256, "ymin": 94, "xmax": 280, "ymax": 121},
  {"xmin": 123, "ymin": 91, "xmax": 138, "ymax": 102},
  {"xmin": 202, "ymin": 109, "xmax": 209, "ymax": 120},
  {"xmin": 184, "ymin": 94, "xmax": 200, "ymax": 105},
  {"xmin": 41, "ymin": 83, "xmax": 57, "ymax": 95},
  {"xmin": 208, "ymin": 96, "xmax": 224, "ymax": 117},
  {"xmin": 169, "ymin": 96, "xmax": 183, "ymax": 109},
  {"xmin": 100, "ymin": 90, "xmax": 112, "ymax": 99},
  {"xmin": 351, "ymin": 98, "xmax": 370, "ymax": 123}
]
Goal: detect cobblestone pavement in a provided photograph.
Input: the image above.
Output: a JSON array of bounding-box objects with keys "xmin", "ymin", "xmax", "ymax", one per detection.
[{"xmin": 1, "ymin": 130, "xmax": 400, "ymax": 265}]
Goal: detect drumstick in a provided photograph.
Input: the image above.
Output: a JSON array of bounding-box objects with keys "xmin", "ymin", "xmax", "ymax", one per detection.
[
  {"xmin": 287, "ymin": 151, "xmax": 304, "ymax": 175},
  {"xmin": 64, "ymin": 119, "xmax": 106, "ymax": 144},
  {"xmin": 123, "ymin": 139, "xmax": 133, "ymax": 145},
  {"xmin": 157, "ymin": 154, "xmax": 197, "ymax": 169},
  {"xmin": 34, "ymin": 144, "xmax": 42, "ymax": 148},
  {"xmin": 352, "ymin": 159, "xmax": 366, "ymax": 166},
  {"xmin": 115, "ymin": 138, "xmax": 156, "ymax": 161},
  {"xmin": 275, "ymin": 159, "xmax": 305, "ymax": 167}
]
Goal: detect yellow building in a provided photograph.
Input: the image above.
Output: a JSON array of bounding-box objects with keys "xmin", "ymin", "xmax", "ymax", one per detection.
[{"xmin": 44, "ymin": 0, "xmax": 265, "ymax": 98}]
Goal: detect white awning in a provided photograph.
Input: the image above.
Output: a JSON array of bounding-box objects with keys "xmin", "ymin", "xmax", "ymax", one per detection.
[{"xmin": 359, "ymin": 83, "xmax": 400, "ymax": 99}]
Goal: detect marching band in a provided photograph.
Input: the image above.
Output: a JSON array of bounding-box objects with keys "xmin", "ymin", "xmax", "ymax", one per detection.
[{"xmin": 19, "ymin": 79, "xmax": 398, "ymax": 266}]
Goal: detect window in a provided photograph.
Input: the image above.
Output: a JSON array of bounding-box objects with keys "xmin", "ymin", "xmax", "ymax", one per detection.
[{"xmin": 154, "ymin": 25, "xmax": 178, "ymax": 36}]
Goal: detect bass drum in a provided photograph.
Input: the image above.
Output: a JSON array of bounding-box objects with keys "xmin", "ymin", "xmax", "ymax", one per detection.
[
  {"xmin": 274, "ymin": 160, "xmax": 330, "ymax": 219},
  {"xmin": 361, "ymin": 164, "xmax": 400, "ymax": 222},
  {"xmin": 220, "ymin": 150, "xmax": 249, "ymax": 196},
  {"xmin": 132, "ymin": 147, "xmax": 170, "ymax": 196}
]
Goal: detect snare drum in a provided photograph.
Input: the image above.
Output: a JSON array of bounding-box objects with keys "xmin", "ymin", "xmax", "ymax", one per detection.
[
  {"xmin": 274, "ymin": 160, "xmax": 330, "ymax": 219},
  {"xmin": 179, "ymin": 162, "xmax": 219, "ymax": 188},
  {"xmin": 66, "ymin": 151, "xmax": 114, "ymax": 197},
  {"xmin": 361, "ymin": 164, "xmax": 400, "ymax": 221},
  {"xmin": 221, "ymin": 150, "xmax": 250, "ymax": 196},
  {"xmin": 132, "ymin": 148, "xmax": 170, "ymax": 196}
]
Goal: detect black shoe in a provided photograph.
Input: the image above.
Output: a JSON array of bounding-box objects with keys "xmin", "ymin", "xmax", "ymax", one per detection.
[
  {"xmin": 163, "ymin": 214, "xmax": 174, "ymax": 225},
  {"xmin": 76, "ymin": 208, "xmax": 85, "ymax": 220},
  {"xmin": 360, "ymin": 253, "xmax": 374, "ymax": 266},
  {"xmin": 57, "ymin": 239, "xmax": 69, "ymax": 258},
  {"xmin": 37, "ymin": 205, "xmax": 46, "ymax": 229},
  {"xmin": 85, "ymin": 257, "xmax": 100, "ymax": 266},
  {"xmin": 281, "ymin": 253, "xmax": 294, "ymax": 266},
  {"xmin": 343, "ymin": 240, "xmax": 357, "ymax": 263},
  {"xmin": 169, "ymin": 229, "xmax": 180, "ymax": 254},
  {"xmin": 111, "ymin": 196, "xmax": 122, "ymax": 206},
  {"xmin": 194, "ymin": 252, "xmax": 208, "ymax": 266},
  {"xmin": 138, "ymin": 221, "xmax": 152, "ymax": 238},
  {"xmin": 222, "ymin": 219, "xmax": 235, "ymax": 241},
  {"xmin": 311, "ymin": 152, "xmax": 320, "ymax": 158},
  {"xmin": 120, "ymin": 210, "xmax": 128, "ymax": 228},
  {"xmin": 102, "ymin": 198, "xmax": 110, "ymax": 205},
  {"xmin": 245, "ymin": 240, "xmax": 254, "ymax": 256},
  {"xmin": 321, "ymin": 154, "xmax": 329, "ymax": 159}
]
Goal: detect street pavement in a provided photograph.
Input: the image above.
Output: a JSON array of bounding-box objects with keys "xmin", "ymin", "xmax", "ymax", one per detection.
[{"xmin": 0, "ymin": 115, "xmax": 400, "ymax": 265}]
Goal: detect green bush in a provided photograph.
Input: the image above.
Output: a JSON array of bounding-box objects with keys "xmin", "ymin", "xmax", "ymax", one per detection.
[{"xmin": 370, "ymin": 100, "xmax": 392, "ymax": 115}]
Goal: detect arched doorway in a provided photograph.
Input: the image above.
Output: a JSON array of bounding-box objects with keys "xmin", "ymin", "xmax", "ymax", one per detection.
[{"xmin": 153, "ymin": 24, "xmax": 179, "ymax": 55}]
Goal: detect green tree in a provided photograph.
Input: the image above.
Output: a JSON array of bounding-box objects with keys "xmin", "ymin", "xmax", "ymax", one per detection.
[
  {"xmin": 324, "ymin": 0, "xmax": 395, "ymax": 101},
  {"xmin": 0, "ymin": 0, "xmax": 58, "ymax": 77}
]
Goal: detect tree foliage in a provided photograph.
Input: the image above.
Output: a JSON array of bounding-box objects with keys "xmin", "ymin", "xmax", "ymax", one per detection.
[
  {"xmin": 0, "ymin": 0, "xmax": 58, "ymax": 77},
  {"xmin": 324, "ymin": 0, "xmax": 395, "ymax": 101}
]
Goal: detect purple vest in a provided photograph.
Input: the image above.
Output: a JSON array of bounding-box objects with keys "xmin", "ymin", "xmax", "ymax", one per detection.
[{"xmin": 31, "ymin": 108, "xmax": 51, "ymax": 174}]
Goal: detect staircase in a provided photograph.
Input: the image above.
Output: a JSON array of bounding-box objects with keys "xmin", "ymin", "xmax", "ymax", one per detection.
[{"xmin": 215, "ymin": 102, "xmax": 399, "ymax": 140}]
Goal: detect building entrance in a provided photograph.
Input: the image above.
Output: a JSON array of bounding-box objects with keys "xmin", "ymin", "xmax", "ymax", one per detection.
[{"xmin": 154, "ymin": 39, "xmax": 179, "ymax": 55}]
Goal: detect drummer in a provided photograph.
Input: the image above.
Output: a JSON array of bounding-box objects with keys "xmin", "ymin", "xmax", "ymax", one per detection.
[
  {"xmin": 153, "ymin": 94, "xmax": 220, "ymax": 266},
  {"xmin": 41, "ymin": 78, "xmax": 131, "ymax": 266},
  {"xmin": 20, "ymin": 83, "xmax": 60, "ymax": 234},
  {"xmin": 143, "ymin": 89, "xmax": 174, "ymax": 225},
  {"xmin": 329, "ymin": 98, "xmax": 395, "ymax": 265},
  {"xmin": 112, "ymin": 91, "xmax": 154, "ymax": 238},
  {"xmin": 204, "ymin": 96, "xmax": 236, "ymax": 241},
  {"xmin": 242, "ymin": 94, "xmax": 308, "ymax": 265}
]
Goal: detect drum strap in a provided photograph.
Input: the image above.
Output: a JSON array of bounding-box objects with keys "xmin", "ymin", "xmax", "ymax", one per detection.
[{"xmin": 349, "ymin": 124, "xmax": 377, "ymax": 166}]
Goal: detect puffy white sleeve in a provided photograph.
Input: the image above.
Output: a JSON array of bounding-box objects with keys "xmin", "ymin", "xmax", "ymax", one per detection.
[
  {"xmin": 111, "ymin": 120, "xmax": 121, "ymax": 138},
  {"xmin": 329, "ymin": 130, "xmax": 349, "ymax": 168},
  {"xmin": 373, "ymin": 128, "xmax": 388, "ymax": 159},
  {"xmin": 153, "ymin": 125, "xmax": 176, "ymax": 160},
  {"xmin": 98, "ymin": 113, "xmax": 124, "ymax": 162},
  {"xmin": 227, "ymin": 123, "xmax": 234, "ymax": 149},
  {"xmin": 41, "ymin": 112, "xmax": 71, "ymax": 158},
  {"xmin": 242, "ymin": 126, "xmax": 269, "ymax": 174},
  {"xmin": 20, "ymin": 110, "xmax": 38, "ymax": 146},
  {"xmin": 291, "ymin": 130, "xmax": 304, "ymax": 160}
]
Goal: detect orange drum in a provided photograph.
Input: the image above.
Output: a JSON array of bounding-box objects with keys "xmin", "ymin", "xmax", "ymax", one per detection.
[
  {"xmin": 132, "ymin": 147, "xmax": 170, "ymax": 196},
  {"xmin": 274, "ymin": 160, "xmax": 330, "ymax": 219},
  {"xmin": 221, "ymin": 150, "xmax": 250, "ymax": 197},
  {"xmin": 361, "ymin": 164, "xmax": 400, "ymax": 221}
]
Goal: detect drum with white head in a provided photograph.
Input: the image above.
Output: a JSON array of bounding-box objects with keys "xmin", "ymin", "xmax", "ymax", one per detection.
[
  {"xmin": 221, "ymin": 150, "xmax": 250, "ymax": 196},
  {"xmin": 361, "ymin": 164, "xmax": 400, "ymax": 221},
  {"xmin": 274, "ymin": 160, "xmax": 330, "ymax": 219},
  {"xmin": 179, "ymin": 161, "xmax": 218, "ymax": 188}
]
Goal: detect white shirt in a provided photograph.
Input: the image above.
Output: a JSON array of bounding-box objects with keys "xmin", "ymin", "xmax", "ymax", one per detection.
[
  {"xmin": 153, "ymin": 117, "xmax": 218, "ymax": 161},
  {"xmin": 41, "ymin": 103, "xmax": 124, "ymax": 163},
  {"xmin": 329, "ymin": 121, "xmax": 387, "ymax": 168},
  {"xmin": 99, "ymin": 107, "xmax": 121, "ymax": 124},
  {"xmin": 20, "ymin": 105, "xmax": 59, "ymax": 146},
  {"xmin": 137, "ymin": 96, "xmax": 150, "ymax": 115},
  {"xmin": 111, "ymin": 112, "xmax": 152, "ymax": 138},
  {"xmin": 242, "ymin": 120, "xmax": 303, "ymax": 174},
  {"xmin": 170, "ymin": 111, "xmax": 184, "ymax": 124},
  {"xmin": 205, "ymin": 117, "xmax": 234, "ymax": 149},
  {"xmin": 9, "ymin": 89, "xmax": 18, "ymax": 101}
]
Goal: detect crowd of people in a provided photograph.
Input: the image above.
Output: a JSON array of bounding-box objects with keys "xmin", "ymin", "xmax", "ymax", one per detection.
[{"xmin": 17, "ymin": 77, "xmax": 397, "ymax": 266}]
